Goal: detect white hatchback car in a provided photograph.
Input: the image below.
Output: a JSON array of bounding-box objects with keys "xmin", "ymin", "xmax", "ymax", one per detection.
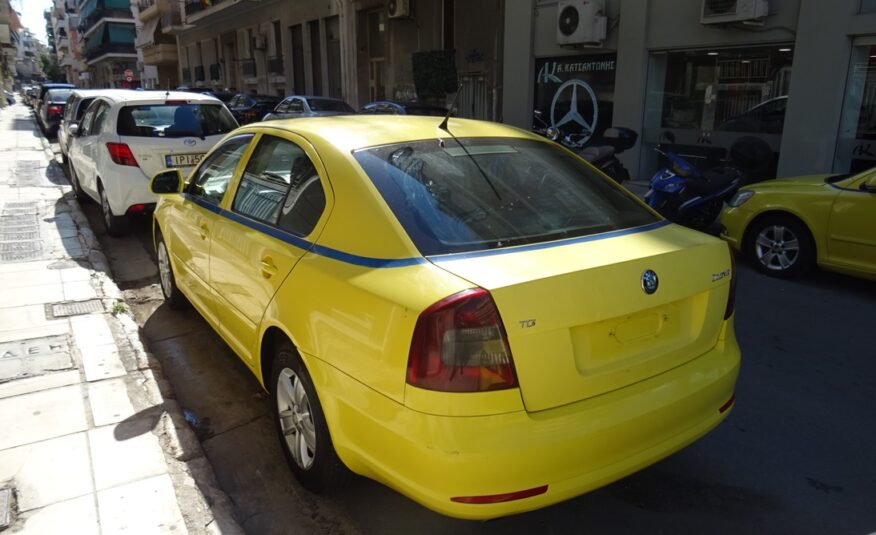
[{"xmin": 67, "ymin": 90, "xmax": 238, "ymax": 235}]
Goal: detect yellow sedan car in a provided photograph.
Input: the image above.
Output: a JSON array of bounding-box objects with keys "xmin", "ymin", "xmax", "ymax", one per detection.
[
  {"xmin": 720, "ymin": 170, "xmax": 876, "ymax": 279},
  {"xmin": 149, "ymin": 116, "xmax": 740, "ymax": 519}
]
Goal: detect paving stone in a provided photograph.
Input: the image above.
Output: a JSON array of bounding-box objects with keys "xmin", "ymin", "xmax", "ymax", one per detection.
[
  {"xmin": 5, "ymin": 269, "xmax": 61, "ymax": 289},
  {"xmin": 0, "ymin": 260, "xmax": 55, "ymax": 274},
  {"xmin": 62, "ymin": 281, "xmax": 98, "ymax": 301},
  {"xmin": 14, "ymin": 494, "xmax": 98, "ymax": 535},
  {"xmin": 0, "ymin": 385, "xmax": 87, "ymax": 450},
  {"xmin": 0, "ymin": 370, "xmax": 80, "ymax": 399},
  {"xmin": 88, "ymin": 379, "xmax": 136, "ymax": 426},
  {"xmin": 80, "ymin": 344, "xmax": 126, "ymax": 382},
  {"xmin": 70, "ymin": 315, "xmax": 114, "ymax": 349},
  {"xmin": 0, "ymin": 284, "xmax": 64, "ymax": 308},
  {"xmin": 0, "ymin": 352, "xmax": 74, "ymax": 382},
  {"xmin": 0, "ymin": 306, "xmax": 64, "ymax": 334},
  {"xmin": 97, "ymin": 474, "xmax": 185, "ymax": 534},
  {"xmin": 0, "ymin": 323, "xmax": 69, "ymax": 344},
  {"xmin": 88, "ymin": 424, "xmax": 168, "ymax": 491},
  {"xmin": 0, "ymin": 432, "xmax": 93, "ymax": 511},
  {"xmin": 59, "ymin": 266, "xmax": 92, "ymax": 283}
]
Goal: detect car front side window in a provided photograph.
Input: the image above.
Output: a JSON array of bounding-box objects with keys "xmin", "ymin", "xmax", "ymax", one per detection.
[{"xmin": 186, "ymin": 135, "xmax": 254, "ymax": 205}]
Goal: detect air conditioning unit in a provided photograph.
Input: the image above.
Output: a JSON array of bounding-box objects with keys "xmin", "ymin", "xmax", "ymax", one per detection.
[
  {"xmin": 387, "ymin": 0, "xmax": 410, "ymax": 19},
  {"xmin": 701, "ymin": 0, "xmax": 769, "ymax": 24},
  {"xmin": 253, "ymin": 35, "xmax": 267, "ymax": 51},
  {"xmin": 557, "ymin": 0, "xmax": 607, "ymax": 47}
]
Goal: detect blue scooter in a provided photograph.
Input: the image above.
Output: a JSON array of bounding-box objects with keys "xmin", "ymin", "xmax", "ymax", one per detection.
[{"xmin": 646, "ymin": 132, "xmax": 774, "ymax": 231}]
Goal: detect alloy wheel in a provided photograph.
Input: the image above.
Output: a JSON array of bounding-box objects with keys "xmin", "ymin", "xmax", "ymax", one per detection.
[
  {"xmin": 157, "ymin": 241, "xmax": 172, "ymax": 299},
  {"xmin": 754, "ymin": 224, "xmax": 800, "ymax": 271},
  {"xmin": 276, "ymin": 367, "xmax": 316, "ymax": 470}
]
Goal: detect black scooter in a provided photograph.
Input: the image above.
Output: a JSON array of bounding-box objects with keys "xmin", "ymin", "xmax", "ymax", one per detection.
[{"xmin": 532, "ymin": 110, "xmax": 637, "ymax": 184}]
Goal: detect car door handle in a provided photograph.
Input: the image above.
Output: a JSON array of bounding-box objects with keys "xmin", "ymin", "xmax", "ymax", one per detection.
[
  {"xmin": 199, "ymin": 223, "xmax": 208, "ymax": 240},
  {"xmin": 260, "ymin": 257, "xmax": 278, "ymax": 278}
]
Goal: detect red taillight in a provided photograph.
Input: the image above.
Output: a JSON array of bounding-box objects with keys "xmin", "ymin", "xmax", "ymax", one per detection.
[
  {"xmin": 245, "ymin": 109, "xmax": 259, "ymax": 121},
  {"xmin": 48, "ymin": 105, "xmax": 62, "ymax": 116},
  {"xmin": 106, "ymin": 143, "xmax": 138, "ymax": 167},
  {"xmin": 451, "ymin": 485, "xmax": 548, "ymax": 504},
  {"xmin": 406, "ymin": 289, "xmax": 518, "ymax": 393},
  {"xmin": 164, "ymin": 100, "xmax": 189, "ymax": 105},
  {"xmin": 724, "ymin": 247, "xmax": 737, "ymax": 320},
  {"xmin": 127, "ymin": 204, "xmax": 147, "ymax": 213}
]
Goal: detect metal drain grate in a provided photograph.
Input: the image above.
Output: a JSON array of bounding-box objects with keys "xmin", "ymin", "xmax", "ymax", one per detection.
[
  {"xmin": 0, "ymin": 231, "xmax": 39, "ymax": 242},
  {"xmin": 0, "ymin": 487, "xmax": 11, "ymax": 530},
  {"xmin": 49, "ymin": 299, "xmax": 104, "ymax": 318},
  {"xmin": 0, "ymin": 202, "xmax": 42, "ymax": 262}
]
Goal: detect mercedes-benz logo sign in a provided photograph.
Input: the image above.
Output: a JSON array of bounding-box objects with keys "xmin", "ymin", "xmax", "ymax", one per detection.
[
  {"xmin": 550, "ymin": 79, "xmax": 599, "ymax": 144},
  {"xmin": 184, "ymin": 138, "xmax": 197, "ymax": 147},
  {"xmin": 642, "ymin": 269, "xmax": 659, "ymax": 295}
]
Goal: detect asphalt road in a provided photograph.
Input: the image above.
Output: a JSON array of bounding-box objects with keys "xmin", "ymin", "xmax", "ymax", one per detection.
[{"xmin": 72, "ymin": 173, "xmax": 876, "ymax": 534}]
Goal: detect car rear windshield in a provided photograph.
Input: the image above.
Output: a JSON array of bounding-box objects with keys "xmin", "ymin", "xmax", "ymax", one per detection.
[
  {"xmin": 117, "ymin": 104, "xmax": 238, "ymax": 138},
  {"xmin": 306, "ymin": 98, "xmax": 353, "ymax": 113},
  {"xmin": 47, "ymin": 90, "xmax": 73, "ymax": 102},
  {"xmin": 354, "ymin": 137, "xmax": 659, "ymax": 256}
]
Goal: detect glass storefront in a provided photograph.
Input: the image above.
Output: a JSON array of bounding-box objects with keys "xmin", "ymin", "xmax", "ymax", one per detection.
[
  {"xmin": 642, "ymin": 45, "xmax": 794, "ymax": 181},
  {"xmin": 835, "ymin": 44, "xmax": 876, "ymax": 173}
]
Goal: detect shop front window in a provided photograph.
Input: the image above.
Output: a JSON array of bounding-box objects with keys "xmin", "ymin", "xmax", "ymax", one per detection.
[
  {"xmin": 835, "ymin": 44, "xmax": 876, "ymax": 174},
  {"xmin": 642, "ymin": 45, "xmax": 794, "ymax": 180}
]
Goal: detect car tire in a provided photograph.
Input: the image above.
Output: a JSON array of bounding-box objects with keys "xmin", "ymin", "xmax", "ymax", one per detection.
[
  {"xmin": 98, "ymin": 182, "xmax": 129, "ymax": 237},
  {"xmin": 67, "ymin": 160, "xmax": 91, "ymax": 204},
  {"xmin": 271, "ymin": 342, "xmax": 348, "ymax": 493},
  {"xmin": 746, "ymin": 215, "xmax": 814, "ymax": 278},
  {"xmin": 155, "ymin": 231, "xmax": 189, "ymax": 310}
]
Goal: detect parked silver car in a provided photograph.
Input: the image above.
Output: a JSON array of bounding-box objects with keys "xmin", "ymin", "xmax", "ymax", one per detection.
[{"xmin": 261, "ymin": 95, "xmax": 354, "ymax": 121}]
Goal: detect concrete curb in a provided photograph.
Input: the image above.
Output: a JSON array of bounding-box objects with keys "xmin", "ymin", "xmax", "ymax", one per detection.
[{"xmin": 43, "ymin": 133, "xmax": 243, "ymax": 534}]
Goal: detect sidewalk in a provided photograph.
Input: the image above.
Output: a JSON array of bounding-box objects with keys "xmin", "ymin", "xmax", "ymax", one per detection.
[{"xmin": 0, "ymin": 104, "xmax": 241, "ymax": 534}]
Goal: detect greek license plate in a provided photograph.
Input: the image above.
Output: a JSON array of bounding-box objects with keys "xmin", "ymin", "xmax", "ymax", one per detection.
[{"xmin": 165, "ymin": 153, "xmax": 204, "ymax": 168}]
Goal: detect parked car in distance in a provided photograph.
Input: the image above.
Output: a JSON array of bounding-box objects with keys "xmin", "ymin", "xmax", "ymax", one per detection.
[
  {"xmin": 24, "ymin": 86, "xmax": 37, "ymax": 107},
  {"xmin": 37, "ymin": 88, "xmax": 74, "ymax": 137},
  {"xmin": 175, "ymin": 86, "xmax": 236, "ymax": 104},
  {"xmin": 717, "ymin": 96, "xmax": 788, "ymax": 135},
  {"xmin": 227, "ymin": 93, "xmax": 282, "ymax": 124},
  {"xmin": 721, "ymin": 168, "xmax": 876, "ymax": 280},
  {"xmin": 262, "ymin": 95, "xmax": 354, "ymax": 121},
  {"xmin": 67, "ymin": 90, "xmax": 238, "ymax": 236},
  {"xmin": 359, "ymin": 100, "xmax": 448, "ymax": 117},
  {"xmin": 149, "ymin": 115, "xmax": 740, "ymax": 520},
  {"xmin": 58, "ymin": 89, "xmax": 108, "ymax": 164},
  {"xmin": 33, "ymin": 82, "xmax": 75, "ymax": 115}
]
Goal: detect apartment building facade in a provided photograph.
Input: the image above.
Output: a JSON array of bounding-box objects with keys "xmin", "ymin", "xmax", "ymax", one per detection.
[{"xmin": 75, "ymin": 0, "xmax": 139, "ymax": 87}]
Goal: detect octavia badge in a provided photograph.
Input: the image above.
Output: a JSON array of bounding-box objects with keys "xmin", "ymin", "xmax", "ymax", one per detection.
[
  {"xmin": 184, "ymin": 138, "xmax": 197, "ymax": 147},
  {"xmin": 641, "ymin": 270, "xmax": 659, "ymax": 295}
]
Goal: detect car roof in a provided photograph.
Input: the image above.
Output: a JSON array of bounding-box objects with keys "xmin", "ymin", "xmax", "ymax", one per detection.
[
  {"xmin": 89, "ymin": 90, "xmax": 222, "ymax": 105},
  {"xmin": 240, "ymin": 115, "xmax": 530, "ymax": 153}
]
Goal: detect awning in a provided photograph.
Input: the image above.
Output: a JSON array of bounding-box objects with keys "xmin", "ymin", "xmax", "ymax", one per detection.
[{"xmin": 135, "ymin": 17, "xmax": 158, "ymax": 49}]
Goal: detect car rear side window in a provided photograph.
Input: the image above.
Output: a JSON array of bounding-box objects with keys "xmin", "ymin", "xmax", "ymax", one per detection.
[
  {"xmin": 186, "ymin": 135, "xmax": 253, "ymax": 205},
  {"xmin": 354, "ymin": 137, "xmax": 659, "ymax": 256},
  {"xmin": 232, "ymin": 135, "xmax": 326, "ymax": 237},
  {"xmin": 117, "ymin": 104, "xmax": 237, "ymax": 138}
]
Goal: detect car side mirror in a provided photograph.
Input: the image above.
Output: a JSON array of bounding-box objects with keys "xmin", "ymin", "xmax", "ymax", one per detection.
[
  {"xmin": 68, "ymin": 123, "xmax": 79, "ymax": 137},
  {"xmin": 862, "ymin": 175, "xmax": 876, "ymax": 193},
  {"xmin": 151, "ymin": 169, "xmax": 184, "ymax": 195}
]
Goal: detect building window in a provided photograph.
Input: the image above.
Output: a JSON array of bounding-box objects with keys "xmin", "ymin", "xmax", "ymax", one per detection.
[
  {"xmin": 835, "ymin": 44, "xmax": 876, "ymax": 173},
  {"xmin": 642, "ymin": 45, "xmax": 794, "ymax": 179}
]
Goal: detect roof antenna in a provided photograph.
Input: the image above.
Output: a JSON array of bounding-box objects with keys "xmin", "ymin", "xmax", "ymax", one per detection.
[
  {"xmin": 439, "ymin": 83, "xmax": 462, "ymax": 132},
  {"xmin": 438, "ymin": 83, "xmax": 502, "ymax": 200}
]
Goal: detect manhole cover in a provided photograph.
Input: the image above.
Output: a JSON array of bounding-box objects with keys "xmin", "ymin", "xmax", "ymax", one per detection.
[
  {"xmin": 0, "ymin": 231, "xmax": 39, "ymax": 241},
  {"xmin": 49, "ymin": 299, "xmax": 104, "ymax": 318}
]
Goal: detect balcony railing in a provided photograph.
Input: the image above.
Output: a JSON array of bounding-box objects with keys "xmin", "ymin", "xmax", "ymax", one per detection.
[
  {"xmin": 241, "ymin": 58, "xmax": 255, "ymax": 77},
  {"xmin": 194, "ymin": 65, "xmax": 205, "ymax": 81},
  {"xmin": 137, "ymin": 0, "xmax": 155, "ymax": 10},
  {"xmin": 85, "ymin": 41, "xmax": 135, "ymax": 61},
  {"xmin": 79, "ymin": 7, "xmax": 134, "ymax": 34},
  {"xmin": 268, "ymin": 57, "xmax": 283, "ymax": 74}
]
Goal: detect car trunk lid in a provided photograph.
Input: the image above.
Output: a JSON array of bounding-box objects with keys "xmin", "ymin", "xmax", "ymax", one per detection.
[
  {"xmin": 428, "ymin": 223, "xmax": 733, "ymax": 412},
  {"xmin": 121, "ymin": 134, "xmax": 225, "ymax": 179}
]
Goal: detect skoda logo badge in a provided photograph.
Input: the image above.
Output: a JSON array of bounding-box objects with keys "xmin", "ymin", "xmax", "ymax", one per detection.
[
  {"xmin": 183, "ymin": 138, "xmax": 197, "ymax": 147},
  {"xmin": 642, "ymin": 270, "xmax": 659, "ymax": 295}
]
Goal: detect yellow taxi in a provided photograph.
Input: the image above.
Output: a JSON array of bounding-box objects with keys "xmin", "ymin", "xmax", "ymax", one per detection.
[
  {"xmin": 720, "ymin": 170, "xmax": 876, "ymax": 280},
  {"xmin": 150, "ymin": 116, "xmax": 740, "ymax": 519}
]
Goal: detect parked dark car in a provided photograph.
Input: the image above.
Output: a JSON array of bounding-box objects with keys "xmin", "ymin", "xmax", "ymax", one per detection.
[
  {"xmin": 24, "ymin": 86, "xmax": 37, "ymax": 107},
  {"xmin": 33, "ymin": 83, "xmax": 75, "ymax": 115},
  {"xmin": 717, "ymin": 96, "xmax": 787, "ymax": 135},
  {"xmin": 175, "ymin": 86, "xmax": 236, "ymax": 104},
  {"xmin": 262, "ymin": 95, "xmax": 355, "ymax": 121},
  {"xmin": 227, "ymin": 93, "xmax": 282, "ymax": 124},
  {"xmin": 359, "ymin": 100, "xmax": 448, "ymax": 117},
  {"xmin": 38, "ymin": 88, "xmax": 74, "ymax": 137}
]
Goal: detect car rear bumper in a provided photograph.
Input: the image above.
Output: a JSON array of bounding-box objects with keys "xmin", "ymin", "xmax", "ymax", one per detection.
[
  {"xmin": 102, "ymin": 165, "xmax": 160, "ymax": 216},
  {"xmin": 307, "ymin": 319, "xmax": 741, "ymax": 520}
]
